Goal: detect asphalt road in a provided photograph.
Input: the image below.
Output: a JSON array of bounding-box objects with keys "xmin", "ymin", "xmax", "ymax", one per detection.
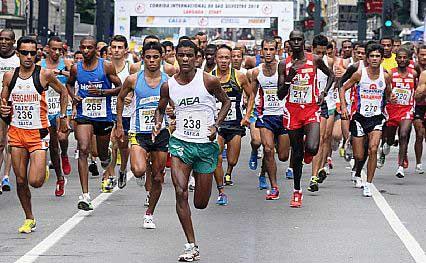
[{"xmin": 0, "ymin": 135, "xmax": 425, "ymax": 263}]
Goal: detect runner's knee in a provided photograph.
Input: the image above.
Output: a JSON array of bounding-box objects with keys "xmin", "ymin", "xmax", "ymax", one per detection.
[{"xmin": 29, "ymin": 176, "xmax": 44, "ymax": 188}]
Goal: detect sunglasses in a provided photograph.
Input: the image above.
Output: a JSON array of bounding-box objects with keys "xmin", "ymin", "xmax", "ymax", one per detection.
[{"xmin": 19, "ymin": 50, "xmax": 37, "ymax": 56}]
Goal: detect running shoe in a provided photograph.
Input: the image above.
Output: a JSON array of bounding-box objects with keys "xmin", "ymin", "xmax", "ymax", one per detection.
[
  {"xmin": 351, "ymin": 171, "xmax": 357, "ymax": 182},
  {"xmin": 118, "ymin": 170, "xmax": 127, "ymax": 189},
  {"xmin": 339, "ymin": 147, "xmax": 345, "ymax": 157},
  {"xmin": 101, "ymin": 179, "xmax": 113, "ymax": 193},
  {"xmin": 257, "ymin": 147, "xmax": 263, "ymax": 159},
  {"xmin": 307, "ymin": 176, "xmax": 319, "ymax": 192},
  {"xmin": 382, "ymin": 142, "xmax": 391, "ymax": 155},
  {"xmin": 222, "ymin": 148, "xmax": 227, "ymax": 159},
  {"xmin": 48, "ymin": 160, "xmax": 54, "ymax": 169},
  {"xmin": 216, "ymin": 193, "xmax": 228, "ymax": 206},
  {"xmin": 265, "ymin": 187, "xmax": 280, "ymax": 200},
  {"xmin": 258, "ymin": 175, "xmax": 268, "ymax": 190},
  {"xmin": 116, "ymin": 150, "xmax": 122, "ymax": 166},
  {"xmin": 249, "ymin": 151, "xmax": 258, "ymax": 170},
  {"xmin": 18, "ymin": 219, "xmax": 36, "ymax": 234},
  {"xmin": 395, "ymin": 167, "xmax": 405, "ymax": 179},
  {"xmin": 89, "ymin": 161, "xmax": 99, "ymax": 177},
  {"xmin": 143, "ymin": 214, "xmax": 156, "ymax": 229},
  {"xmin": 135, "ymin": 175, "xmax": 146, "ymax": 187},
  {"xmin": 77, "ymin": 194, "xmax": 93, "ymax": 211},
  {"xmin": 317, "ymin": 168, "xmax": 327, "ymax": 183},
  {"xmin": 1, "ymin": 176, "xmax": 11, "ymax": 191},
  {"xmin": 344, "ymin": 140, "xmax": 353, "ymax": 162},
  {"xmin": 144, "ymin": 194, "xmax": 150, "ymax": 207},
  {"xmin": 178, "ymin": 243, "xmax": 200, "ymax": 262},
  {"xmin": 0, "ymin": 187, "xmax": 2, "ymax": 195},
  {"xmin": 363, "ymin": 184, "xmax": 372, "ymax": 197},
  {"xmin": 74, "ymin": 149, "xmax": 79, "ymax": 160},
  {"xmin": 290, "ymin": 191, "xmax": 303, "ymax": 208},
  {"xmin": 55, "ymin": 178, "xmax": 67, "ymax": 197},
  {"xmin": 415, "ymin": 164, "xmax": 424, "ymax": 174},
  {"xmin": 355, "ymin": 177, "xmax": 364, "ymax": 189},
  {"xmin": 188, "ymin": 175, "xmax": 195, "ymax": 191},
  {"xmin": 224, "ymin": 173, "xmax": 234, "ymax": 186},
  {"xmin": 286, "ymin": 167, "xmax": 294, "ymax": 179},
  {"xmin": 377, "ymin": 150, "xmax": 385, "ymax": 169},
  {"xmin": 402, "ymin": 156, "xmax": 409, "ymax": 169},
  {"xmin": 303, "ymin": 151, "xmax": 314, "ymax": 164},
  {"xmin": 327, "ymin": 157, "xmax": 333, "ymax": 170},
  {"xmin": 61, "ymin": 155, "xmax": 71, "ymax": 175}
]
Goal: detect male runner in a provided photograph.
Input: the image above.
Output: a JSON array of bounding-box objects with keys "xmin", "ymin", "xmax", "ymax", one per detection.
[
  {"xmin": 277, "ymin": 30, "xmax": 334, "ymax": 207},
  {"xmin": 382, "ymin": 47, "xmax": 417, "ymax": 178},
  {"xmin": 252, "ymin": 38, "xmax": 291, "ymax": 200},
  {"xmin": 212, "ymin": 44, "xmax": 253, "ymax": 205},
  {"xmin": 0, "ymin": 28, "xmax": 20, "ymax": 193},
  {"xmin": 393, "ymin": 39, "xmax": 401, "ymax": 54},
  {"xmin": 195, "ymin": 32, "xmax": 208, "ymax": 51},
  {"xmin": 153, "ymin": 40, "xmax": 230, "ymax": 262},
  {"xmin": 66, "ymin": 36, "xmax": 122, "ymax": 210},
  {"xmin": 340, "ymin": 43, "xmax": 394, "ymax": 197},
  {"xmin": 116, "ymin": 41, "xmax": 168, "ymax": 229},
  {"xmin": 381, "ymin": 37, "xmax": 397, "ymax": 72},
  {"xmin": 341, "ymin": 40, "xmax": 353, "ymax": 60},
  {"xmin": 308, "ymin": 34, "xmax": 334, "ymax": 192},
  {"xmin": 203, "ymin": 44, "xmax": 217, "ymax": 73},
  {"xmin": 41, "ymin": 36, "xmax": 71, "ymax": 196},
  {"xmin": 101, "ymin": 35, "xmax": 132, "ymax": 192},
  {"xmin": 413, "ymin": 45, "xmax": 426, "ymax": 174},
  {"xmin": 1, "ymin": 36, "xmax": 68, "ymax": 232}
]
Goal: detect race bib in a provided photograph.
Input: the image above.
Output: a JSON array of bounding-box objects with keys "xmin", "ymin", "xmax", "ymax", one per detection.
[
  {"xmin": 392, "ymin": 87, "xmax": 411, "ymax": 106},
  {"xmin": 289, "ymin": 85, "xmax": 312, "ymax": 104},
  {"xmin": 217, "ymin": 99, "xmax": 237, "ymax": 121},
  {"xmin": 82, "ymin": 97, "xmax": 107, "ymax": 118},
  {"xmin": 178, "ymin": 111, "xmax": 208, "ymax": 139},
  {"xmin": 360, "ymin": 100, "xmax": 381, "ymax": 117},
  {"xmin": 138, "ymin": 108, "xmax": 156, "ymax": 132},
  {"xmin": 111, "ymin": 96, "xmax": 117, "ymax": 115},
  {"xmin": 13, "ymin": 102, "xmax": 41, "ymax": 129},
  {"xmin": 48, "ymin": 95, "xmax": 60, "ymax": 115},
  {"xmin": 265, "ymin": 88, "xmax": 282, "ymax": 107}
]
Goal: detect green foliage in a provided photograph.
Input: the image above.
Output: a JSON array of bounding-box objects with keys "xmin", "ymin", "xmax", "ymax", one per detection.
[{"xmin": 76, "ymin": 0, "xmax": 96, "ymax": 24}]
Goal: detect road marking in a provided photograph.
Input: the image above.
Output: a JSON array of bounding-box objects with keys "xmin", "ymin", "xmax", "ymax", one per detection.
[
  {"xmin": 15, "ymin": 172, "xmax": 135, "ymax": 263},
  {"xmin": 371, "ymin": 184, "xmax": 426, "ymax": 263}
]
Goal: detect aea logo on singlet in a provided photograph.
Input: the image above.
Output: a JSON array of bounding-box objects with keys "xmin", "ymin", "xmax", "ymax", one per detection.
[{"xmin": 178, "ymin": 97, "xmax": 200, "ymax": 106}]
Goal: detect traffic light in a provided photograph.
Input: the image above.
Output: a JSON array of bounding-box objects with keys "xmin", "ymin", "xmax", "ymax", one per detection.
[{"xmin": 381, "ymin": 0, "xmax": 393, "ymax": 37}]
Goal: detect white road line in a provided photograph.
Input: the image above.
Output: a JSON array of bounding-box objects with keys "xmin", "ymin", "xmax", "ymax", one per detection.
[
  {"xmin": 15, "ymin": 172, "xmax": 135, "ymax": 263},
  {"xmin": 371, "ymin": 184, "xmax": 426, "ymax": 263}
]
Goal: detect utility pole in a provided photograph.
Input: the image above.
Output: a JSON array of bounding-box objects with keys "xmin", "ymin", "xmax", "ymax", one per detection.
[
  {"xmin": 357, "ymin": 0, "xmax": 367, "ymax": 41},
  {"xmin": 28, "ymin": 0, "xmax": 34, "ymax": 34},
  {"xmin": 37, "ymin": 0, "xmax": 49, "ymax": 45},
  {"xmin": 65, "ymin": 0, "xmax": 75, "ymax": 50},
  {"xmin": 96, "ymin": 0, "xmax": 105, "ymax": 42},
  {"xmin": 424, "ymin": 8, "xmax": 426, "ymax": 43},
  {"xmin": 314, "ymin": 0, "xmax": 321, "ymax": 35}
]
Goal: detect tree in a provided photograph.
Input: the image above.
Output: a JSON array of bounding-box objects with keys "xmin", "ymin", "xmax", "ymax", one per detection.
[{"xmin": 76, "ymin": 0, "xmax": 95, "ymax": 24}]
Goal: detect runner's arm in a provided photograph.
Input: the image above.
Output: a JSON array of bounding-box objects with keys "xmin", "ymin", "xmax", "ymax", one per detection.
[
  {"xmin": 415, "ymin": 71, "xmax": 426, "ymax": 102},
  {"xmin": 104, "ymin": 61, "xmax": 122, "ymax": 96},
  {"xmin": 1, "ymin": 72, "xmax": 12, "ymax": 118},
  {"xmin": 154, "ymin": 82, "xmax": 170, "ymax": 129},
  {"xmin": 337, "ymin": 64, "xmax": 358, "ymax": 91},
  {"xmin": 384, "ymin": 72, "xmax": 394, "ymax": 103},
  {"xmin": 66, "ymin": 64, "xmax": 78, "ymax": 102},
  {"xmin": 46, "ymin": 69, "xmax": 68, "ymax": 116},
  {"xmin": 237, "ymin": 72, "xmax": 254, "ymax": 125},
  {"xmin": 277, "ymin": 60, "xmax": 287, "ymax": 100},
  {"xmin": 315, "ymin": 55, "xmax": 335, "ymax": 94},
  {"xmin": 206, "ymin": 74, "xmax": 230, "ymax": 126},
  {"xmin": 339, "ymin": 72, "xmax": 360, "ymax": 119},
  {"xmin": 116, "ymin": 74, "xmax": 136, "ymax": 129},
  {"xmin": 130, "ymin": 62, "xmax": 141, "ymax": 74}
]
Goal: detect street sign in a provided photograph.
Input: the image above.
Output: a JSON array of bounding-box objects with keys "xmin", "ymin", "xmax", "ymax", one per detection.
[{"xmin": 365, "ymin": 0, "xmax": 382, "ymax": 15}]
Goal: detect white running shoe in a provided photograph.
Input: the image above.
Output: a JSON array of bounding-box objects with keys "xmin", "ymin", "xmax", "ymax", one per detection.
[
  {"xmin": 395, "ymin": 166, "xmax": 405, "ymax": 179},
  {"xmin": 144, "ymin": 193, "xmax": 150, "ymax": 207},
  {"xmin": 74, "ymin": 149, "xmax": 79, "ymax": 160},
  {"xmin": 351, "ymin": 171, "xmax": 357, "ymax": 182},
  {"xmin": 415, "ymin": 164, "xmax": 424, "ymax": 174},
  {"xmin": 363, "ymin": 184, "xmax": 372, "ymax": 197},
  {"xmin": 382, "ymin": 142, "xmax": 390, "ymax": 155},
  {"xmin": 188, "ymin": 175, "xmax": 195, "ymax": 192},
  {"xmin": 178, "ymin": 243, "xmax": 200, "ymax": 262},
  {"xmin": 355, "ymin": 177, "xmax": 364, "ymax": 189},
  {"xmin": 257, "ymin": 147, "xmax": 263, "ymax": 159},
  {"xmin": 143, "ymin": 214, "xmax": 156, "ymax": 229}
]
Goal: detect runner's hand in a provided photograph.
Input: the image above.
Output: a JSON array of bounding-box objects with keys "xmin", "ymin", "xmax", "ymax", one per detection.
[
  {"xmin": 390, "ymin": 93, "xmax": 398, "ymax": 104},
  {"xmin": 341, "ymin": 106, "xmax": 349, "ymax": 120},
  {"xmin": 124, "ymin": 96, "xmax": 132, "ymax": 106},
  {"xmin": 152, "ymin": 123, "xmax": 162, "ymax": 142},
  {"xmin": 72, "ymin": 96, "xmax": 82, "ymax": 105},
  {"xmin": 88, "ymin": 86, "xmax": 102, "ymax": 95},
  {"xmin": 317, "ymin": 91, "xmax": 326, "ymax": 105},
  {"xmin": 1, "ymin": 98, "xmax": 11, "ymax": 117},
  {"xmin": 286, "ymin": 67, "xmax": 298, "ymax": 82},
  {"xmin": 240, "ymin": 116, "xmax": 250, "ymax": 127},
  {"xmin": 208, "ymin": 125, "xmax": 218, "ymax": 141},
  {"xmin": 115, "ymin": 124, "xmax": 124, "ymax": 143},
  {"xmin": 166, "ymin": 106, "xmax": 175, "ymax": 118}
]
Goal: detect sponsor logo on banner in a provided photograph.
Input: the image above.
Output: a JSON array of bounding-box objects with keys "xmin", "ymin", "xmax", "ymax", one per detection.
[
  {"xmin": 198, "ymin": 17, "xmax": 208, "ymax": 26},
  {"xmin": 262, "ymin": 4, "xmax": 272, "ymax": 15},
  {"xmin": 135, "ymin": 3, "xmax": 145, "ymax": 14}
]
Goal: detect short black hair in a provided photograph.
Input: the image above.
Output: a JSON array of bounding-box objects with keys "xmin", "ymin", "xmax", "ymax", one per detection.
[
  {"xmin": 261, "ymin": 38, "xmax": 277, "ymax": 49},
  {"xmin": 196, "ymin": 32, "xmax": 206, "ymax": 37},
  {"xmin": 380, "ymin": 37, "xmax": 393, "ymax": 45},
  {"xmin": 142, "ymin": 41, "xmax": 163, "ymax": 56},
  {"xmin": 48, "ymin": 36, "xmax": 62, "ymax": 46},
  {"xmin": 357, "ymin": 43, "xmax": 366, "ymax": 50},
  {"xmin": 366, "ymin": 43, "xmax": 384, "ymax": 58},
  {"xmin": 341, "ymin": 39, "xmax": 353, "ymax": 47},
  {"xmin": 274, "ymin": 35, "xmax": 282, "ymax": 41},
  {"xmin": 178, "ymin": 36, "xmax": 191, "ymax": 43},
  {"xmin": 232, "ymin": 47, "xmax": 245, "ymax": 56},
  {"xmin": 216, "ymin": 44, "xmax": 232, "ymax": 54},
  {"xmin": 396, "ymin": 46, "xmax": 410, "ymax": 57},
  {"xmin": 17, "ymin": 36, "xmax": 37, "ymax": 50},
  {"xmin": 100, "ymin": 46, "xmax": 109, "ymax": 56},
  {"xmin": 206, "ymin": 44, "xmax": 217, "ymax": 51},
  {"xmin": 197, "ymin": 48, "xmax": 205, "ymax": 58},
  {"xmin": 326, "ymin": 43, "xmax": 334, "ymax": 49},
  {"xmin": 312, "ymin": 34, "xmax": 328, "ymax": 48},
  {"xmin": 0, "ymin": 28, "xmax": 15, "ymax": 40},
  {"xmin": 80, "ymin": 36, "xmax": 96, "ymax": 45},
  {"xmin": 418, "ymin": 44, "xmax": 426, "ymax": 53},
  {"xmin": 143, "ymin": 35, "xmax": 159, "ymax": 45},
  {"xmin": 110, "ymin": 35, "xmax": 128, "ymax": 49},
  {"xmin": 74, "ymin": 50, "xmax": 82, "ymax": 57},
  {"xmin": 176, "ymin": 40, "xmax": 197, "ymax": 54},
  {"xmin": 162, "ymin": 41, "xmax": 174, "ymax": 50}
]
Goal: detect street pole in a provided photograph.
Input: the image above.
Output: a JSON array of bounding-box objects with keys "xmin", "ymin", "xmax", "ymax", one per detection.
[
  {"xmin": 96, "ymin": 0, "xmax": 105, "ymax": 42},
  {"xmin": 314, "ymin": 0, "xmax": 321, "ymax": 35},
  {"xmin": 28, "ymin": 0, "xmax": 33, "ymax": 34},
  {"xmin": 357, "ymin": 0, "xmax": 367, "ymax": 41},
  {"xmin": 37, "ymin": 0, "xmax": 48, "ymax": 45},
  {"xmin": 424, "ymin": 8, "xmax": 426, "ymax": 43},
  {"xmin": 65, "ymin": 0, "xmax": 75, "ymax": 50}
]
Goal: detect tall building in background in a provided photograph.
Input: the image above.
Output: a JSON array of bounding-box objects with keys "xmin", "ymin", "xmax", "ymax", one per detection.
[{"xmin": 326, "ymin": 0, "xmax": 360, "ymax": 41}]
